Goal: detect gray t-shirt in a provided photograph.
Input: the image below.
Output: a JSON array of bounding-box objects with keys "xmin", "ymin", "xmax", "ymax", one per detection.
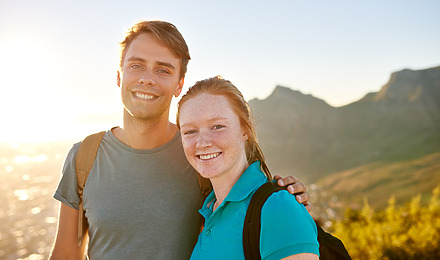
[{"xmin": 54, "ymin": 129, "xmax": 204, "ymax": 259}]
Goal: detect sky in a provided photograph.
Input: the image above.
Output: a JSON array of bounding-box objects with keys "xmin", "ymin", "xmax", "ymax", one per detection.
[{"xmin": 0, "ymin": 0, "xmax": 439, "ymax": 143}]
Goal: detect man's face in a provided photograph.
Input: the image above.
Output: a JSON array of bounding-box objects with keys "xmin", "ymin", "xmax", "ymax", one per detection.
[{"xmin": 117, "ymin": 33, "xmax": 184, "ymax": 121}]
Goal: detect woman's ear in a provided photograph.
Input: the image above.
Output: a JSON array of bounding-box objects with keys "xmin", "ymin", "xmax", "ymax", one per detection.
[{"xmin": 243, "ymin": 132, "xmax": 249, "ymax": 142}]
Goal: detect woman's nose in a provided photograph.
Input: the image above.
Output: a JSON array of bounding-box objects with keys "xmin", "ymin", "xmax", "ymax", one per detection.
[{"xmin": 196, "ymin": 133, "xmax": 212, "ymax": 149}]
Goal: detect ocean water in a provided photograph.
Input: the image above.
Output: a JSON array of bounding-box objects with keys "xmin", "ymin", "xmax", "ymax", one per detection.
[
  {"xmin": 0, "ymin": 141, "xmax": 339, "ymax": 259},
  {"xmin": 0, "ymin": 142, "xmax": 70, "ymax": 260}
]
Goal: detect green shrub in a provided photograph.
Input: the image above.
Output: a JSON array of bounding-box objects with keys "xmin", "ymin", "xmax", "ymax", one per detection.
[{"xmin": 332, "ymin": 185, "xmax": 440, "ymax": 259}]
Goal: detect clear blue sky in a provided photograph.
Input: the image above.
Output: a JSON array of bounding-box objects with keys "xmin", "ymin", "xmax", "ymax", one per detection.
[{"xmin": 1, "ymin": 0, "xmax": 439, "ymax": 142}]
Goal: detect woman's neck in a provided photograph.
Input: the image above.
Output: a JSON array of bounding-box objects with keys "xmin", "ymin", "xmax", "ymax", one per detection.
[{"xmin": 210, "ymin": 161, "xmax": 249, "ymax": 211}]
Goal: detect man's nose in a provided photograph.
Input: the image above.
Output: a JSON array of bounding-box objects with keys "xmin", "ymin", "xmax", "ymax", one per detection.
[{"xmin": 139, "ymin": 70, "xmax": 156, "ymax": 85}]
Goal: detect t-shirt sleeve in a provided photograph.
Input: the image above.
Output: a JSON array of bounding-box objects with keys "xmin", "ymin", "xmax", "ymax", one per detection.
[
  {"xmin": 53, "ymin": 142, "xmax": 81, "ymax": 210},
  {"xmin": 260, "ymin": 190, "xmax": 319, "ymax": 260}
]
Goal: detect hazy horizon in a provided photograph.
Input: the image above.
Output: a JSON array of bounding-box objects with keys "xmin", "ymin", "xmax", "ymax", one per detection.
[{"xmin": 1, "ymin": 64, "xmax": 440, "ymax": 144}]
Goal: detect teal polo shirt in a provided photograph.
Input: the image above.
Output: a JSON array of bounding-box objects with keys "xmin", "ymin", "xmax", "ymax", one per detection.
[{"xmin": 190, "ymin": 161, "xmax": 319, "ymax": 260}]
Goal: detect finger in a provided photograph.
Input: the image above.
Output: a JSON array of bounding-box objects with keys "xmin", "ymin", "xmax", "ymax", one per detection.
[
  {"xmin": 277, "ymin": 176, "xmax": 300, "ymax": 187},
  {"xmin": 273, "ymin": 175, "xmax": 282, "ymax": 181},
  {"xmin": 295, "ymin": 191, "xmax": 310, "ymax": 204},
  {"xmin": 287, "ymin": 183, "xmax": 307, "ymax": 195},
  {"xmin": 295, "ymin": 194, "xmax": 312, "ymax": 213}
]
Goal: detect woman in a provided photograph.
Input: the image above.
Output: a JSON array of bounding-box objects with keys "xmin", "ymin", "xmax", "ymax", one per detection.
[{"xmin": 177, "ymin": 76, "xmax": 319, "ymax": 259}]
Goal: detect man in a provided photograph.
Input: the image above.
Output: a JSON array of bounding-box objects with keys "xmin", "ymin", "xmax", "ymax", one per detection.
[{"xmin": 50, "ymin": 20, "xmax": 310, "ymax": 259}]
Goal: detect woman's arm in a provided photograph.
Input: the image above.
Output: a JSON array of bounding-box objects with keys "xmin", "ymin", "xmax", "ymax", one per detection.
[
  {"xmin": 282, "ymin": 253, "xmax": 319, "ymax": 260},
  {"xmin": 49, "ymin": 203, "xmax": 87, "ymax": 260}
]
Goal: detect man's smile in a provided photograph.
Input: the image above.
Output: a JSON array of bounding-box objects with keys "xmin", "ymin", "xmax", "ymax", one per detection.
[{"xmin": 134, "ymin": 91, "xmax": 157, "ymax": 100}]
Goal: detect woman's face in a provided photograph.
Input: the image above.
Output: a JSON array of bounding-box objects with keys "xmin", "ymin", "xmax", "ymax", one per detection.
[{"xmin": 179, "ymin": 93, "xmax": 249, "ymax": 181}]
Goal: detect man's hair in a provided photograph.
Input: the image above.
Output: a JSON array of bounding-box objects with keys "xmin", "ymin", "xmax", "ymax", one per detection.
[
  {"xmin": 119, "ymin": 20, "xmax": 190, "ymax": 79},
  {"xmin": 176, "ymin": 76, "xmax": 272, "ymax": 180}
]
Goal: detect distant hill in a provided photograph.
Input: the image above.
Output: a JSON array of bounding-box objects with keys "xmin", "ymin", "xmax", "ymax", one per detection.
[{"xmin": 249, "ymin": 66, "xmax": 440, "ymax": 209}]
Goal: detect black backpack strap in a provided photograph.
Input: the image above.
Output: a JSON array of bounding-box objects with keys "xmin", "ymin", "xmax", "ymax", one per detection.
[
  {"xmin": 316, "ymin": 225, "xmax": 352, "ymax": 260},
  {"xmin": 243, "ymin": 181, "xmax": 286, "ymax": 260},
  {"xmin": 243, "ymin": 182, "xmax": 352, "ymax": 260}
]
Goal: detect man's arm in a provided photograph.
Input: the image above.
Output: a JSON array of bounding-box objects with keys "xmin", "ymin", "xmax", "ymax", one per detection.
[
  {"xmin": 49, "ymin": 203, "xmax": 87, "ymax": 260},
  {"xmin": 273, "ymin": 175, "xmax": 311, "ymax": 212}
]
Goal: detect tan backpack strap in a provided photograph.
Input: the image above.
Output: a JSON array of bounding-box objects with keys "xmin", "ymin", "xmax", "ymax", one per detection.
[
  {"xmin": 75, "ymin": 131, "xmax": 106, "ymax": 246},
  {"xmin": 196, "ymin": 172, "xmax": 212, "ymax": 198}
]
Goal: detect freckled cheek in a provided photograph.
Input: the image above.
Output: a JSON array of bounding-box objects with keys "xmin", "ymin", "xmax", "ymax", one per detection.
[
  {"xmin": 226, "ymin": 137, "xmax": 247, "ymax": 155},
  {"xmin": 217, "ymin": 131, "xmax": 239, "ymax": 147},
  {"xmin": 182, "ymin": 138, "xmax": 196, "ymax": 157},
  {"xmin": 212, "ymin": 131, "xmax": 231, "ymax": 143}
]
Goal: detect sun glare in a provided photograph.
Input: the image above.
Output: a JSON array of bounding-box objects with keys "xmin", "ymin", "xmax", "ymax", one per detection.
[
  {"xmin": 0, "ymin": 38, "xmax": 77, "ymax": 142},
  {"xmin": 0, "ymin": 39, "xmax": 51, "ymax": 141}
]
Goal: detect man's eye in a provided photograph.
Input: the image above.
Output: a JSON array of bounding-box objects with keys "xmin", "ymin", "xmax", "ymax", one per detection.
[
  {"xmin": 131, "ymin": 64, "xmax": 142, "ymax": 69},
  {"xmin": 157, "ymin": 68, "xmax": 171, "ymax": 75}
]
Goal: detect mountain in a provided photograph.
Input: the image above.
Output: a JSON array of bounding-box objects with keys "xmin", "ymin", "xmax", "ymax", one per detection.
[{"xmin": 249, "ymin": 66, "xmax": 440, "ymax": 209}]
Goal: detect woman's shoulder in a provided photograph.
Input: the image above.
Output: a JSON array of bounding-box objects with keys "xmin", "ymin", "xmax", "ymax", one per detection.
[
  {"xmin": 260, "ymin": 189, "xmax": 317, "ymax": 238},
  {"xmin": 263, "ymin": 189, "xmax": 304, "ymax": 213},
  {"xmin": 259, "ymin": 190, "xmax": 319, "ymax": 259}
]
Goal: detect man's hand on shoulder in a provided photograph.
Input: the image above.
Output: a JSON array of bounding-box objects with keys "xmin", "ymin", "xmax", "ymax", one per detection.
[{"xmin": 273, "ymin": 175, "xmax": 311, "ymax": 212}]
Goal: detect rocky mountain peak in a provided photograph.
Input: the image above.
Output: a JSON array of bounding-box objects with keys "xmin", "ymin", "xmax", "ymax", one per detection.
[
  {"xmin": 248, "ymin": 65, "xmax": 440, "ymax": 182},
  {"xmin": 374, "ymin": 66, "xmax": 440, "ymax": 103}
]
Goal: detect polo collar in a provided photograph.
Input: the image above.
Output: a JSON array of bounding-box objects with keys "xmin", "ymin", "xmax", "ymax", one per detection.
[
  {"xmin": 224, "ymin": 161, "xmax": 268, "ymax": 202},
  {"xmin": 199, "ymin": 161, "xmax": 269, "ymax": 219}
]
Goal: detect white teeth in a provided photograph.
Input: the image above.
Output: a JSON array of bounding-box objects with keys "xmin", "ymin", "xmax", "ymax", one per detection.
[
  {"xmin": 199, "ymin": 152, "xmax": 221, "ymax": 160},
  {"xmin": 135, "ymin": 92, "xmax": 155, "ymax": 100}
]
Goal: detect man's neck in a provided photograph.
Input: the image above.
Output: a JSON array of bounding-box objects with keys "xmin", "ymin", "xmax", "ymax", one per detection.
[{"xmin": 113, "ymin": 111, "xmax": 178, "ymax": 150}]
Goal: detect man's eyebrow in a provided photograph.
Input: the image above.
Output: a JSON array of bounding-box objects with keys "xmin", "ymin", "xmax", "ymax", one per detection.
[
  {"xmin": 126, "ymin": 56, "xmax": 146, "ymax": 63},
  {"xmin": 157, "ymin": 61, "xmax": 176, "ymax": 70},
  {"xmin": 126, "ymin": 57, "xmax": 176, "ymax": 70}
]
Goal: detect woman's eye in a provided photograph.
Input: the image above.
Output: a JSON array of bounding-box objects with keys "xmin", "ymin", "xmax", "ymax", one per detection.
[
  {"xmin": 184, "ymin": 129, "xmax": 197, "ymax": 135},
  {"xmin": 212, "ymin": 125, "xmax": 225, "ymax": 130}
]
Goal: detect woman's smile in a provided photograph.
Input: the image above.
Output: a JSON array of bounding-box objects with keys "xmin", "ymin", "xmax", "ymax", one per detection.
[
  {"xmin": 197, "ymin": 152, "xmax": 222, "ymax": 160},
  {"xmin": 179, "ymin": 93, "xmax": 249, "ymax": 180}
]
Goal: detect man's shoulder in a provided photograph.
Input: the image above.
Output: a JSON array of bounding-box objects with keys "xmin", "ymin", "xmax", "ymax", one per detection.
[{"xmin": 66, "ymin": 130, "xmax": 110, "ymax": 159}]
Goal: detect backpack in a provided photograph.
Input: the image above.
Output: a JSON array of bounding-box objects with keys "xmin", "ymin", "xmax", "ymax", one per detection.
[
  {"xmin": 75, "ymin": 131, "xmax": 212, "ymax": 246},
  {"xmin": 243, "ymin": 181, "xmax": 351, "ymax": 260}
]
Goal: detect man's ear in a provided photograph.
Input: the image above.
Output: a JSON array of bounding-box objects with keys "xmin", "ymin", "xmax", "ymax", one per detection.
[
  {"xmin": 174, "ymin": 77, "xmax": 185, "ymax": 97},
  {"xmin": 117, "ymin": 71, "xmax": 121, "ymax": 87}
]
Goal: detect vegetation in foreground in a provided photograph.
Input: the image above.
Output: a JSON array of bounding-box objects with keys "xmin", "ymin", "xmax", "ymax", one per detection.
[{"xmin": 332, "ymin": 185, "xmax": 440, "ymax": 259}]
